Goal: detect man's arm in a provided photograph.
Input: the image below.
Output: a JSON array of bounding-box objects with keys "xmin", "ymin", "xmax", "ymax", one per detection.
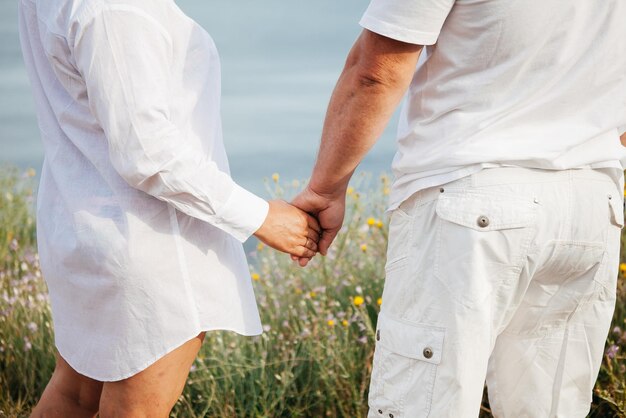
[{"xmin": 292, "ymin": 30, "xmax": 422, "ymax": 255}]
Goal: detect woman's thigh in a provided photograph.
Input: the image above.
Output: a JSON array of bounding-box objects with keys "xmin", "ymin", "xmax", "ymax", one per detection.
[{"xmin": 99, "ymin": 331, "xmax": 206, "ymax": 418}]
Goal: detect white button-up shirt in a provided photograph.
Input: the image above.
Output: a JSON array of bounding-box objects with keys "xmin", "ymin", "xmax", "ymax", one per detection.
[{"xmin": 18, "ymin": 0, "xmax": 268, "ymax": 381}]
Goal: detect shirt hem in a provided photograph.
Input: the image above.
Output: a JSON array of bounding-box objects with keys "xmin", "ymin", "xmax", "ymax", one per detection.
[
  {"xmin": 359, "ymin": 15, "xmax": 439, "ymax": 45},
  {"xmin": 54, "ymin": 324, "xmax": 263, "ymax": 382}
]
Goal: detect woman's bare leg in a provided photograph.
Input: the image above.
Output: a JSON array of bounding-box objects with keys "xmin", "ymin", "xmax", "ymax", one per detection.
[
  {"xmin": 30, "ymin": 352, "xmax": 103, "ymax": 418},
  {"xmin": 98, "ymin": 331, "xmax": 206, "ymax": 418}
]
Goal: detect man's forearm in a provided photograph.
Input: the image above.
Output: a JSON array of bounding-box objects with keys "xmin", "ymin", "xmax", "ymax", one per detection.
[{"xmin": 308, "ymin": 31, "xmax": 422, "ymax": 197}]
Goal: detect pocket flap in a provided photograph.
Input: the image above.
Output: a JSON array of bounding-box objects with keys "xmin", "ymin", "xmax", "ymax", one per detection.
[
  {"xmin": 376, "ymin": 312, "xmax": 445, "ymax": 365},
  {"xmin": 609, "ymin": 196, "xmax": 624, "ymax": 228},
  {"xmin": 436, "ymin": 192, "xmax": 534, "ymax": 231}
]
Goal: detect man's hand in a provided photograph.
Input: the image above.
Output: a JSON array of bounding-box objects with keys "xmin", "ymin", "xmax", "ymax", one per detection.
[
  {"xmin": 291, "ymin": 186, "xmax": 346, "ymax": 256},
  {"xmin": 253, "ymin": 200, "xmax": 321, "ymax": 266}
]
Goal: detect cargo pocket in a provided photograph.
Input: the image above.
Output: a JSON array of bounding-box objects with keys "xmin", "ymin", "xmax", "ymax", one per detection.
[
  {"xmin": 608, "ymin": 194, "xmax": 624, "ymax": 229},
  {"xmin": 434, "ymin": 191, "xmax": 536, "ymax": 309},
  {"xmin": 369, "ymin": 312, "xmax": 445, "ymax": 418}
]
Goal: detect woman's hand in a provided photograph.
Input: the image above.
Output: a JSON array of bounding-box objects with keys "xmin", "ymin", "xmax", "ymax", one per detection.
[{"xmin": 253, "ymin": 200, "xmax": 321, "ymax": 266}]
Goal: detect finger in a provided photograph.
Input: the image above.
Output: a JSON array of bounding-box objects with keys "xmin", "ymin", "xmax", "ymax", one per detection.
[
  {"xmin": 303, "ymin": 237, "xmax": 318, "ymax": 252},
  {"xmin": 291, "ymin": 254, "xmax": 299, "ymax": 261},
  {"xmin": 296, "ymin": 247, "xmax": 316, "ymax": 259},
  {"xmin": 307, "ymin": 227, "xmax": 320, "ymax": 244},
  {"xmin": 306, "ymin": 214, "xmax": 321, "ymax": 234},
  {"xmin": 298, "ymin": 257, "xmax": 310, "ymax": 267},
  {"xmin": 318, "ymin": 228, "xmax": 339, "ymax": 256}
]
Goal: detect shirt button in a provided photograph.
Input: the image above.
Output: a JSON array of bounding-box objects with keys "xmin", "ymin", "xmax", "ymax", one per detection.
[
  {"xmin": 389, "ymin": 414, "xmax": 394, "ymax": 418},
  {"xmin": 376, "ymin": 330, "xmax": 381, "ymax": 341},
  {"xmin": 378, "ymin": 410, "xmax": 383, "ymax": 414},
  {"xmin": 423, "ymin": 347, "xmax": 433, "ymax": 359},
  {"xmin": 477, "ymin": 216, "xmax": 490, "ymax": 228}
]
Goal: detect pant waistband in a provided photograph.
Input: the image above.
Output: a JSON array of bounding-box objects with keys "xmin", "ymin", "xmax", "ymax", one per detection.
[{"xmin": 397, "ymin": 167, "xmax": 621, "ymax": 213}]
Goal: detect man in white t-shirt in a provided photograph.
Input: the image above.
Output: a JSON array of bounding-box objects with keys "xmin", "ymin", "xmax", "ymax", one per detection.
[{"xmin": 293, "ymin": 0, "xmax": 626, "ymax": 416}]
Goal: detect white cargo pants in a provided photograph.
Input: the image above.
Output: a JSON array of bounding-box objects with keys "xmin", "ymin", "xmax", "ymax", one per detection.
[{"xmin": 368, "ymin": 167, "xmax": 624, "ymax": 418}]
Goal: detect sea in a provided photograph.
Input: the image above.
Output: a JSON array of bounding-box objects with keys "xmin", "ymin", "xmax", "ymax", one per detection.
[{"xmin": 0, "ymin": 0, "xmax": 399, "ymax": 198}]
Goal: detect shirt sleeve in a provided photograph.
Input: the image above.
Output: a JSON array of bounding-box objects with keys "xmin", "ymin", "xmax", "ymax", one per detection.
[
  {"xmin": 359, "ymin": 0, "xmax": 456, "ymax": 45},
  {"xmin": 71, "ymin": 6, "xmax": 268, "ymax": 243}
]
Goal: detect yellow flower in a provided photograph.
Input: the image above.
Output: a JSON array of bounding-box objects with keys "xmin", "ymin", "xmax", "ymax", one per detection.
[
  {"xmin": 377, "ymin": 298, "xmax": 383, "ymax": 306},
  {"xmin": 342, "ymin": 320, "xmax": 349, "ymax": 327},
  {"xmin": 620, "ymin": 263, "xmax": 626, "ymax": 275},
  {"xmin": 309, "ymin": 291, "xmax": 317, "ymax": 298},
  {"xmin": 6, "ymin": 231, "xmax": 13, "ymax": 243},
  {"xmin": 360, "ymin": 244, "xmax": 367, "ymax": 252},
  {"xmin": 26, "ymin": 168, "xmax": 36, "ymax": 177},
  {"xmin": 383, "ymin": 187, "xmax": 390, "ymax": 196},
  {"xmin": 251, "ymin": 273, "xmax": 260, "ymax": 281},
  {"xmin": 295, "ymin": 288, "xmax": 303, "ymax": 294},
  {"xmin": 353, "ymin": 296, "xmax": 365, "ymax": 306},
  {"xmin": 327, "ymin": 319, "xmax": 335, "ymax": 327},
  {"xmin": 376, "ymin": 220, "xmax": 384, "ymax": 229},
  {"xmin": 367, "ymin": 217, "xmax": 376, "ymax": 226},
  {"xmin": 257, "ymin": 242, "xmax": 265, "ymax": 251},
  {"xmin": 271, "ymin": 173, "xmax": 280, "ymax": 183},
  {"xmin": 347, "ymin": 186, "xmax": 354, "ymax": 195}
]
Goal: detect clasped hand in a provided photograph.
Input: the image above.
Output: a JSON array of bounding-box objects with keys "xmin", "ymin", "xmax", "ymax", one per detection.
[{"xmin": 253, "ymin": 186, "xmax": 345, "ymax": 267}]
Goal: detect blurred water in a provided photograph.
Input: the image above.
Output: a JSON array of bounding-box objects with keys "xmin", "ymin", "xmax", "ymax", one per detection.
[{"xmin": 0, "ymin": 0, "xmax": 398, "ymax": 196}]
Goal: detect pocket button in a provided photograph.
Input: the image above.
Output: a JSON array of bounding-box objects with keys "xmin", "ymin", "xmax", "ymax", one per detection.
[
  {"xmin": 376, "ymin": 329, "xmax": 380, "ymax": 341},
  {"xmin": 477, "ymin": 216, "xmax": 490, "ymax": 228},
  {"xmin": 423, "ymin": 347, "xmax": 433, "ymax": 359}
]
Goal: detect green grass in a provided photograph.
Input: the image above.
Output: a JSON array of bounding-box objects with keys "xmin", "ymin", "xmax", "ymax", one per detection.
[{"xmin": 0, "ymin": 166, "xmax": 625, "ymax": 417}]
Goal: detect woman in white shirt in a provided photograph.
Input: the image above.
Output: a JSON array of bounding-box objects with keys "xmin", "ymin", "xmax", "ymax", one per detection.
[{"xmin": 18, "ymin": 0, "xmax": 320, "ymax": 416}]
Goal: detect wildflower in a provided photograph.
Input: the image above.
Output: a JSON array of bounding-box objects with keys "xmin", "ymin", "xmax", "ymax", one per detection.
[
  {"xmin": 383, "ymin": 187, "xmax": 390, "ymax": 196},
  {"xmin": 606, "ymin": 344, "xmax": 619, "ymax": 359},
  {"xmin": 271, "ymin": 173, "xmax": 280, "ymax": 183},
  {"xmin": 6, "ymin": 231, "xmax": 13, "ymax": 243},
  {"xmin": 189, "ymin": 363, "xmax": 197, "ymax": 372},
  {"xmin": 612, "ymin": 326, "xmax": 622, "ymax": 337},
  {"xmin": 342, "ymin": 320, "xmax": 349, "ymax": 327},
  {"xmin": 377, "ymin": 298, "xmax": 383, "ymax": 306},
  {"xmin": 360, "ymin": 244, "xmax": 367, "ymax": 252},
  {"xmin": 327, "ymin": 319, "xmax": 335, "ymax": 327},
  {"xmin": 26, "ymin": 168, "xmax": 36, "ymax": 177},
  {"xmin": 367, "ymin": 217, "xmax": 376, "ymax": 227},
  {"xmin": 9, "ymin": 239, "xmax": 18, "ymax": 252},
  {"xmin": 620, "ymin": 263, "xmax": 626, "ymax": 275},
  {"xmin": 353, "ymin": 296, "xmax": 365, "ymax": 306},
  {"xmin": 5, "ymin": 192, "xmax": 13, "ymax": 202},
  {"xmin": 294, "ymin": 288, "xmax": 302, "ymax": 294},
  {"xmin": 27, "ymin": 322, "xmax": 38, "ymax": 333},
  {"xmin": 292, "ymin": 179, "xmax": 300, "ymax": 188},
  {"xmin": 257, "ymin": 242, "xmax": 265, "ymax": 251},
  {"xmin": 23, "ymin": 338, "xmax": 32, "ymax": 352},
  {"xmin": 309, "ymin": 291, "xmax": 317, "ymax": 298},
  {"xmin": 357, "ymin": 336, "xmax": 368, "ymax": 344},
  {"xmin": 263, "ymin": 325, "xmax": 271, "ymax": 332},
  {"xmin": 347, "ymin": 187, "xmax": 354, "ymax": 195},
  {"xmin": 251, "ymin": 273, "xmax": 260, "ymax": 281}
]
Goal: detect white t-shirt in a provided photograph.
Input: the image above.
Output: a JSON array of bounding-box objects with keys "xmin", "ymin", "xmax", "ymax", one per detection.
[{"xmin": 360, "ymin": 0, "xmax": 626, "ymax": 210}]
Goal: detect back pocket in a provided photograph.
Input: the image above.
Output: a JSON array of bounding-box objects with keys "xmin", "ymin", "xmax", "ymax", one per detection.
[
  {"xmin": 369, "ymin": 312, "xmax": 445, "ymax": 418},
  {"xmin": 434, "ymin": 191, "xmax": 536, "ymax": 309}
]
